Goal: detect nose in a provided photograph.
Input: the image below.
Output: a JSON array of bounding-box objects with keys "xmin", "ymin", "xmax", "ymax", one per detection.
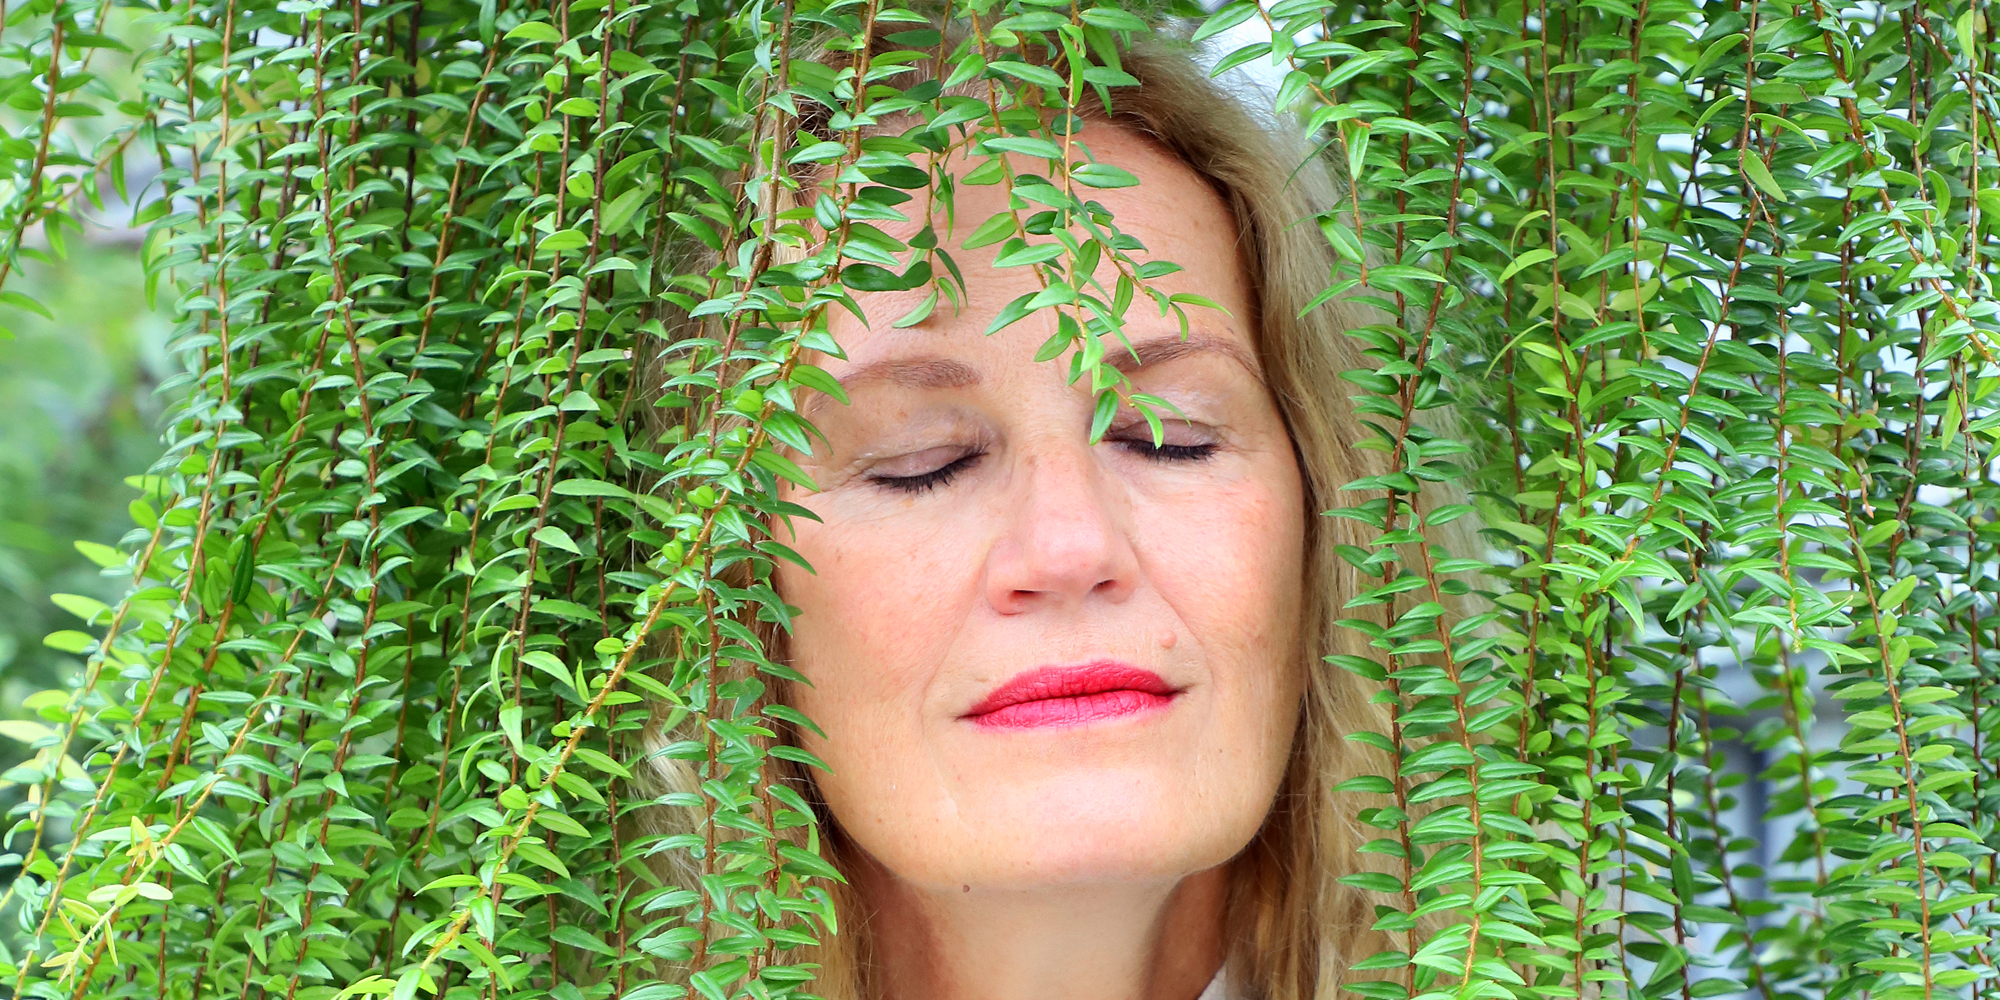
[{"xmin": 983, "ymin": 439, "xmax": 1140, "ymax": 615}]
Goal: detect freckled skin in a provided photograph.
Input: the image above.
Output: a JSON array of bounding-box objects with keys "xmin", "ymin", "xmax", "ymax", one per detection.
[{"xmin": 773, "ymin": 125, "xmax": 1307, "ymax": 1000}]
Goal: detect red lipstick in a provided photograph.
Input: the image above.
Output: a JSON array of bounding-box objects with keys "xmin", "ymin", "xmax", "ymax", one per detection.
[{"xmin": 963, "ymin": 662, "xmax": 1178, "ymax": 730}]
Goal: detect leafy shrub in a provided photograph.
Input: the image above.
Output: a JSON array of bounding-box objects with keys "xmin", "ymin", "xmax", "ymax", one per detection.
[{"xmin": 0, "ymin": 0, "xmax": 1995, "ymax": 998}]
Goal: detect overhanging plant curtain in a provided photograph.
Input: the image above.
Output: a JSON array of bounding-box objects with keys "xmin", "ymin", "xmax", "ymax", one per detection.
[{"xmin": 0, "ymin": 0, "xmax": 1995, "ymax": 998}]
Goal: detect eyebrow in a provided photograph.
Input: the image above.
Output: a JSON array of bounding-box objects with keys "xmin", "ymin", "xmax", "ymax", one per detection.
[
  {"xmin": 1108, "ymin": 331, "xmax": 1262, "ymax": 380},
  {"xmin": 795, "ymin": 358, "xmax": 981, "ymax": 422},
  {"xmin": 807, "ymin": 330, "xmax": 1261, "ymax": 414},
  {"xmin": 832, "ymin": 357, "xmax": 983, "ymax": 395}
]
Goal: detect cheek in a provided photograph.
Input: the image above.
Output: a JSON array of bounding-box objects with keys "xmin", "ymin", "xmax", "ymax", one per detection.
[
  {"xmin": 1139, "ymin": 454, "xmax": 1308, "ymax": 757},
  {"xmin": 770, "ymin": 494, "xmax": 972, "ymax": 746},
  {"xmin": 1144, "ymin": 459, "xmax": 1306, "ymax": 654}
]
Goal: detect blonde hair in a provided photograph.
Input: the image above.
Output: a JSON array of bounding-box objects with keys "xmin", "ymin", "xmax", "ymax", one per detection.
[{"xmin": 637, "ymin": 20, "xmax": 1483, "ymax": 1000}]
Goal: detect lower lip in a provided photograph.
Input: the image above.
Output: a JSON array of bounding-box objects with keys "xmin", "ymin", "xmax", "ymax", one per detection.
[{"xmin": 969, "ymin": 689, "xmax": 1176, "ymax": 729}]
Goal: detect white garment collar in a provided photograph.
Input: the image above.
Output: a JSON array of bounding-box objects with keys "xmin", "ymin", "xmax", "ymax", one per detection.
[{"xmin": 1193, "ymin": 963, "xmax": 1231, "ymax": 1000}]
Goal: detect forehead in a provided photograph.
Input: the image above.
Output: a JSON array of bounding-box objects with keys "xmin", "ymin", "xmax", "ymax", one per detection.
[
  {"xmin": 814, "ymin": 329, "xmax": 1265, "ymax": 403},
  {"xmin": 819, "ymin": 122, "xmax": 1257, "ymax": 376},
  {"xmin": 942, "ymin": 125, "xmax": 1240, "ymax": 264}
]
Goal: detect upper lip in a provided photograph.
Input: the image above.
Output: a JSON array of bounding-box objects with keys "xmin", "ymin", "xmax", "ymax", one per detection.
[{"xmin": 961, "ymin": 661, "xmax": 1178, "ymax": 718}]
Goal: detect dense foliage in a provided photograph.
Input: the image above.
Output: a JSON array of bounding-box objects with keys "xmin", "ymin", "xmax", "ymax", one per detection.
[{"xmin": 0, "ymin": 0, "xmax": 1997, "ymax": 997}]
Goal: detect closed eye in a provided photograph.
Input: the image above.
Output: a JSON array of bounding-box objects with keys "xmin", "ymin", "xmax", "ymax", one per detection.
[
  {"xmin": 870, "ymin": 452, "xmax": 984, "ymax": 495},
  {"xmin": 1117, "ymin": 440, "xmax": 1219, "ymax": 463}
]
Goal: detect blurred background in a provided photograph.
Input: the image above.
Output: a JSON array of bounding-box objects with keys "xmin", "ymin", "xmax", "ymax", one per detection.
[
  {"xmin": 0, "ymin": 5, "xmax": 171, "ymax": 834},
  {"xmin": 0, "ymin": 228, "xmax": 169, "ymax": 807}
]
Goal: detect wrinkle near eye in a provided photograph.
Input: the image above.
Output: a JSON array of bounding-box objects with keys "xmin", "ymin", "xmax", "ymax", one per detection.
[
  {"xmin": 869, "ymin": 444, "xmax": 981, "ymax": 481},
  {"xmin": 802, "ymin": 405, "xmax": 998, "ymax": 489},
  {"xmin": 1107, "ymin": 418, "xmax": 1218, "ymax": 448}
]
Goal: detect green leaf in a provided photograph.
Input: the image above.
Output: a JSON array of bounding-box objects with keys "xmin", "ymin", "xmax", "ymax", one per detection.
[
  {"xmin": 987, "ymin": 60, "xmax": 1066, "ymax": 92},
  {"xmin": 1498, "ymin": 248, "xmax": 1555, "ymax": 284},
  {"xmin": 1070, "ymin": 163, "xmax": 1139, "ymax": 188},
  {"xmin": 50, "ymin": 593, "xmax": 110, "ymax": 624},
  {"xmin": 600, "ymin": 185, "xmax": 649, "ymax": 234},
  {"xmin": 961, "ymin": 211, "xmax": 1018, "ymax": 250},
  {"xmin": 552, "ymin": 479, "xmax": 633, "ymax": 500},
  {"xmin": 533, "ymin": 809, "xmax": 590, "ymax": 837},
  {"xmin": 1739, "ymin": 149, "xmax": 1788, "ymax": 202},
  {"xmin": 1879, "ymin": 575, "xmax": 1918, "ymax": 610},
  {"xmin": 1194, "ymin": 1, "xmax": 1260, "ymax": 43},
  {"xmin": 520, "ymin": 650, "xmax": 571, "ymax": 688},
  {"xmin": 992, "ymin": 240, "xmax": 1064, "ymax": 268},
  {"xmin": 1337, "ymin": 872, "xmax": 1406, "ymax": 893},
  {"xmin": 514, "ymin": 839, "xmax": 571, "ymax": 879},
  {"xmin": 0, "ymin": 291, "xmax": 53, "ymax": 320},
  {"xmin": 533, "ymin": 526, "xmax": 581, "ymax": 555},
  {"xmin": 539, "ymin": 229, "xmax": 588, "ymax": 252},
  {"xmin": 0, "ymin": 719, "xmax": 55, "ymax": 744},
  {"xmin": 790, "ymin": 364, "xmax": 848, "ymax": 405},
  {"xmin": 533, "ymin": 600, "xmax": 602, "ymax": 622},
  {"xmin": 418, "ymin": 874, "xmax": 482, "ymax": 894},
  {"xmin": 43, "ymin": 630, "xmax": 94, "ymax": 653},
  {"xmin": 505, "ymin": 20, "xmax": 561, "ymax": 44},
  {"xmin": 892, "ymin": 288, "xmax": 939, "ymax": 328}
]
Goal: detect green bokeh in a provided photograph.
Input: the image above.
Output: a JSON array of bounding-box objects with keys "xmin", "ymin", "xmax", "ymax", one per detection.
[{"xmin": 0, "ymin": 237, "xmax": 166, "ymax": 758}]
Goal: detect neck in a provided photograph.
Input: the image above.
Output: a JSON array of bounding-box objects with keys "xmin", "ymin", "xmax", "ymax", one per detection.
[{"xmin": 853, "ymin": 855, "xmax": 1230, "ymax": 1000}]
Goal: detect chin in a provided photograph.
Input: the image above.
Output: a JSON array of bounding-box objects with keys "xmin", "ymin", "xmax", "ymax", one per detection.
[{"xmin": 937, "ymin": 777, "xmax": 1255, "ymax": 891}]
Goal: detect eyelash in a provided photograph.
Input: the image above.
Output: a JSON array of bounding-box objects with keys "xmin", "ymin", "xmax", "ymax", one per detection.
[
  {"xmin": 872, "ymin": 453, "xmax": 983, "ymax": 495},
  {"xmin": 1125, "ymin": 440, "xmax": 1218, "ymax": 463},
  {"xmin": 869, "ymin": 441, "xmax": 1218, "ymax": 494}
]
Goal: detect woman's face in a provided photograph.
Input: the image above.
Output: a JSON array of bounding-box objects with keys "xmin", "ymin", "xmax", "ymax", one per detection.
[{"xmin": 776, "ymin": 125, "xmax": 1307, "ymax": 894}]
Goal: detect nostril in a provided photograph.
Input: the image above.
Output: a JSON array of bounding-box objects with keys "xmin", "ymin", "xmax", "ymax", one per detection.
[
  {"xmin": 981, "ymin": 453, "xmax": 1141, "ymax": 612},
  {"xmin": 1090, "ymin": 574, "xmax": 1135, "ymax": 603}
]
